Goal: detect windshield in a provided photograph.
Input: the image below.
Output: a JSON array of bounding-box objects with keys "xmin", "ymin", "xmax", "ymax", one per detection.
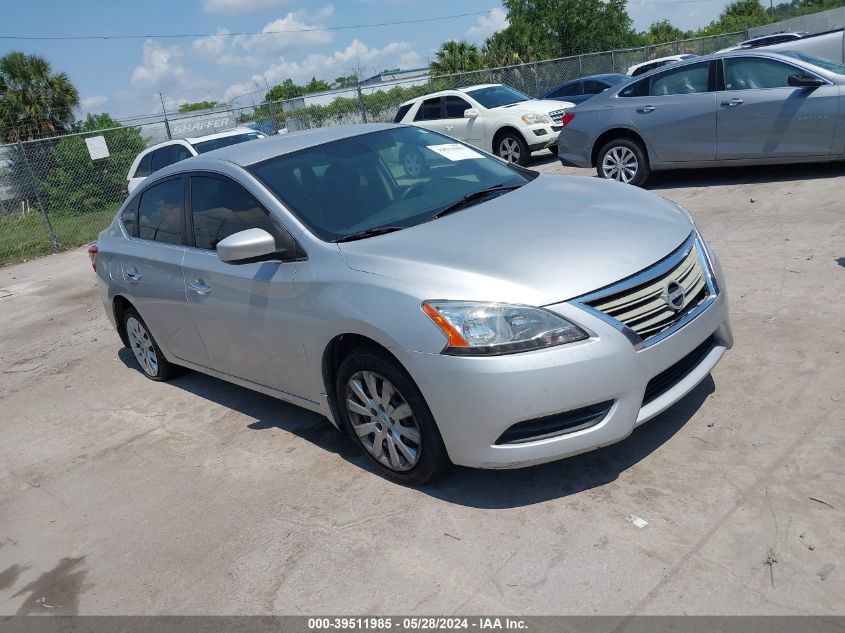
[
  {"xmin": 193, "ymin": 132, "xmax": 264, "ymax": 153},
  {"xmin": 465, "ymin": 85, "xmax": 531, "ymax": 109},
  {"xmin": 778, "ymin": 50, "xmax": 845, "ymax": 75},
  {"xmin": 248, "ymin": 126, "xmax": 532, "ymax": 242}
]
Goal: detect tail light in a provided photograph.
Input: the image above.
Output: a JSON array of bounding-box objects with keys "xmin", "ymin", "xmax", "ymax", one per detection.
[
  {"xmin": 88, "ymin": 244, "xmax": 98, "ymax": 272},
  {"xmin": 561, "ymin": 113, "xmax": 576, "ymax": 127}
]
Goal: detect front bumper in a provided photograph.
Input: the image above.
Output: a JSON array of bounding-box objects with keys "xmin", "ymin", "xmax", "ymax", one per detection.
[
  {"xmin": 394, "ymin": 281, "xmax": 731, "ymax": 469},
  {"xmin": 525, "ymin": 124, "xmax": 563, "ymax": 151}
]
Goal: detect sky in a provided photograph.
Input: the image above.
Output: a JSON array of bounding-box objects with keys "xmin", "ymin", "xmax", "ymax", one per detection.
[{"xmin": 0, "ymin": 0, "xmax": 732, "ymax": 120}]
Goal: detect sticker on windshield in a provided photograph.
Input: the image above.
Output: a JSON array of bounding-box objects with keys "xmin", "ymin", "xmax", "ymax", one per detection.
[{"xmin": 427, "ymin": 143, "xmax": 484, "ymax": 161}]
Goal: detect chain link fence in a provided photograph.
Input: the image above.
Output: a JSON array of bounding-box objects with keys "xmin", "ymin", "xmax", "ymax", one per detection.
[{"xmin": 0, "ymin": 31, "xmax": 744, "ymax": 267}]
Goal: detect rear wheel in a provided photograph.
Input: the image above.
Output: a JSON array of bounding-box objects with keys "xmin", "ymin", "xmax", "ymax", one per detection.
[
  {"xmin": 336, "ymin": 347, "xmax": 450, "ymax": 485},
  {"xmin": 496, "ymin": 131, "xmax": 530, "ymax": 166},
  {"xmin": 596, "ymin": 138, "xmax": 650, "ymax": 186},
  {"xmin": 123, "ymin": 307, "xmax": 182, "ymax": 381},
  {"xmin": 399, "ymin": 146, "xmax": 427, "ymax": 178}
]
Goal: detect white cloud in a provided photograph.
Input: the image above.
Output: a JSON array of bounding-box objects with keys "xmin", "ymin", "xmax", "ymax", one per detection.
[
  {"xmin": 465, "ymin": 8, "xmax": 509, "ymax": 41},
  {"xmin": 202, "ymin": 0, "xmax": 295, "ymax": 14},
  {"xmin": 80, "ymin": 95, "xmax": 108, "ymax": 108},
  {"xmin": 232, "ymin": 7, "xmax": 334, "ymax": 54},
  {"xmin": 223, "ymin": 39, "xmax": 421, "ymax": 102},
  {"xmin": 193, "ymin": 27, "xmax": 230, "ymax": 58},
  {"xmin": 131, "ymin": 40, "xmax": 189, "ymax": 84}
]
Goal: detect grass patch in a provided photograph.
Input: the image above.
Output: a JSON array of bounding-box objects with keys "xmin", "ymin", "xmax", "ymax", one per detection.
[{"xmin": 0, "ymin": 208, "xmax": 115, "ymax": 268}]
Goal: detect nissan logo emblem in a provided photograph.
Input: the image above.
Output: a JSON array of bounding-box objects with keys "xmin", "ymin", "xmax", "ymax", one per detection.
[{"xmin": 663, "ymin": 281, "xmax": 685, "ymax": 311}]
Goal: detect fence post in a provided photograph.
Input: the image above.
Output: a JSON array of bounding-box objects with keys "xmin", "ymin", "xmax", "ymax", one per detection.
[
  {"xmin": 356, "ymin": 84, "xmax": 368, "ymax": 123},
  {"xmin": 533, "ymin": 61, "xmax": 540, "ymax": 97},
  {"xmin": 159, "ymin": 92, "xmax": 172, "ymax": 140},
  {"xmin": 578, "ymin": 54, "xmax": 583, "ymax": 76},
  {"xmin": 18, "ymin": 140, "xmax": 60, "ymax": 250},
  {"xmin": 611, "ymin": 50, "xmax": 616, "ymax": 73}
]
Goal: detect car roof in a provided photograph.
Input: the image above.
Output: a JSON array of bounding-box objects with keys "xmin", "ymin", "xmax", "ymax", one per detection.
[
  {"xmin": 183, "ymin": 127, "xmax": 260, "ymax": 143},
  {"xmin": 622, "ymin": 48, "xmax": 844, "ymax": 82},
  {"xmin": 163, "ymin": 122, "xmax": 396, "ymax": 168},
  {"xmin": 398, "ymin": 83, "xmax": 504, "ymax": 106}
]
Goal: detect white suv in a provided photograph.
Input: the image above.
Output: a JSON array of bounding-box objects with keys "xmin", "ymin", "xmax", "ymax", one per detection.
[
  {"xmin": 394, "ymin": 84, "xmax": 574, "ymax": 166},
  {"xmin": 126, "ymin": 128, "xmax": 265, "ymax": 193}
]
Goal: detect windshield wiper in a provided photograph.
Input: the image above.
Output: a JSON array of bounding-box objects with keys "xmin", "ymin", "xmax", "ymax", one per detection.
[
  {"xmin": 429, "ymin": 183, "xmax": 523, "ymax": 221},
  {"xmin": 333, "ymin": 226, "xmax": 404, "ymax": 243}
]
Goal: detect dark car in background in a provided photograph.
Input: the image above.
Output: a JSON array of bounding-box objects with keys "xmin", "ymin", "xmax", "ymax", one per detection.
[{"xmin": 542, "ymin": 74, "xmax": 630, "ymax": 104}]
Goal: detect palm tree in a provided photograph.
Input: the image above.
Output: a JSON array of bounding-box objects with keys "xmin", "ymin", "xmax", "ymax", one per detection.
[
  {"xmin": 430, "ymin": 40, "xmax": 486, "ymax": 76},
  {"xmin": 0, "ymin": 51, "xmax": 80, "ymax": 143}
]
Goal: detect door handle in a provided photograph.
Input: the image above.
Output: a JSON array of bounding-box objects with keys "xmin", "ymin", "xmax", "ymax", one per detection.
[
  {"xmin": 187, "ymin": 280, "xmax": 211, "ymax": 296},
  {"xmin": 637, "ymin": 105, "xmax": 656, "ymax": 113},
  {"xmin": 721, "ymin": 98, "xmax": 744, "ymax": 107},
  {"xmin": 125, "ymin": 268, "xmax": 142, "ymax": 282}
]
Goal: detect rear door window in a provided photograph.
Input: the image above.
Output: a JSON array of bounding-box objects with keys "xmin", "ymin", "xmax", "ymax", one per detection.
[
  {"xmin": 552, "ymin": 82, "xmax": 583, "ymax": 97},
  {"xmin": 150, "ymin": 146, "xmax": 174, "ymax": 173},
  {"xmin": 138, "ymin": 178, "xmax": 185, "ymax": 245},
  {"xmin": 414, "ymin": 97, "xmax": 443, "ymax": 121},
  {"xmin": 583, "ymin": 80, "xmax": 609, "ymax": 95},
  {"xmin": 648, "ymin": 62, "xmax": 711, "ymax": 95}
]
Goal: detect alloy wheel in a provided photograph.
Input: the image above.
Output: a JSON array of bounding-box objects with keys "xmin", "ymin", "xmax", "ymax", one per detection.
[
  {"xmin": 345, "ymin": 370, "xmax": 421, "ymax": 471},
  {"xmin": 602, "ymin": 146, "xmax": 639, "ymax": 183},
  {"xmin": 126, "ymin": 316, "xmax": 159, "ymax": 376},
  {"xmin": 498, "ymin": 137, "xmax": 522, "ymax": 163}
]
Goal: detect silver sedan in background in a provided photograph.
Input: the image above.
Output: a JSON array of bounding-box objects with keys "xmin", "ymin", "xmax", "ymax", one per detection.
[
  {"xmin": 557, "ymin": 50, "xmax": 845, "ymax": 186},
  {"xmin": 94, "ymin": 124, "xmax": 731, "ymax": 484}
]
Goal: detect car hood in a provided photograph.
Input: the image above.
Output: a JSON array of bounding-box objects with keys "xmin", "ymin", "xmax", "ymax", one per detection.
[
  {"xmin": 338, "ymin": 175, "xmax": 694, "ymax": 306},
  {"xmin": 499, "ymin": 99, "xmax": 575, "ymax": 114}
]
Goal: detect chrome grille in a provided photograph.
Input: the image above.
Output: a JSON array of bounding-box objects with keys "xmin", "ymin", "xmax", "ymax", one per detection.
[
  {"xmin": 549, "ymin": 109, "xmax": 566, "ymax": 124},
  {"xmin": 580, "ymin": 237, "xmax": 713, "ymax": 344}
]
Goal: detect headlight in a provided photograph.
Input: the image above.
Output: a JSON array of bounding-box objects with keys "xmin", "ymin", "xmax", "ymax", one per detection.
[
  {"xmin": 521, "ymin": 113, "xmax": 551, "ymax": 125},
  {"xmin": 422, "ymin": 301, "xmax": 588, "ymax": 355}
]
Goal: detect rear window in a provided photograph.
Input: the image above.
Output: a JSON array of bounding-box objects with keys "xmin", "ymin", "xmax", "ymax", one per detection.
[
  {"xmin": 393, "ymin": 103, "xmax": 413, "ymax": 123},
  {"xmin": 192, "ymin": 132, "xmax": 263, "ymax": 153},
  {"xmin": 133, "ymin": 153, "xmax": 152, "ymax": 178}
]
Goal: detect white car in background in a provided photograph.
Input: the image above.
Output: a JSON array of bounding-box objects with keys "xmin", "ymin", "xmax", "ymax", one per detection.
[
  {"xmin": 126, "ymin": 128, "xmax": 265, "ymax": 193},
  {"xmin": 394, "ymin": 84, "xmax": 574, "ymax": 166},
  {"xmin": 627, "ymin": 54, "xmax": 697, "ymax": 77}
]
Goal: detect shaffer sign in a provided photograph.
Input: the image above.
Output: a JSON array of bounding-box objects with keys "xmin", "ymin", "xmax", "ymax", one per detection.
[{"xmin": 170, "ymin": 112, "xmax": 237, "ymax": 137}]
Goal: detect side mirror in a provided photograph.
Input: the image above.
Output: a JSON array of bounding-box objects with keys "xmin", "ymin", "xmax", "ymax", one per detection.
[
  {"xmin": 788, "ymin": 74, "xmax": 825, "ymax": 88},
  {"xmin": 217, "ymin": 228, "xmax": 279, "ymax": 264},
  {"xmin": 464, "ymin": 108, "xmax": 479, "ymax": 119}
]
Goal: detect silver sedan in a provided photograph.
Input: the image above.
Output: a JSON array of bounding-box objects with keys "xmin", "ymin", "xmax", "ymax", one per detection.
[
  {"xmin": 557, "ymin": 50, "xmax": 845, "ymax": 186},
  {"xmin": 93, "ymin": 123, "xmax": 731, "ymax": 484}
]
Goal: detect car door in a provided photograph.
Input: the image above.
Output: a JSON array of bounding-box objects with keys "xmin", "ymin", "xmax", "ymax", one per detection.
[
  {"xmin": 119, "ymin": 176, "xmax": 210, "ymax": 366},
  {"xmin": 621, "ymin": 60, "xmax": 717, "ymax": 162},
  {"xmin": 442, "ymin": 95, "xmax": 480, "ymax": 144},
  {"xmin": 716, "ymin": 56, "xmax": 838, "ymax": 159},
  {"xmin": 180, "ymin": 172, "xmax": 309, "ymax": 398},
  {"xmin": 414, "ymin": 96, "xmax": 474, "ymax": 143}
]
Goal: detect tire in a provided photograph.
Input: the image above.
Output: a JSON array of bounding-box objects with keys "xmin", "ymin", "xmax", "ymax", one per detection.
[
  {"xmin": 596, "ymin": 137, "xmax": 651, "ymax": 186},
  {"xmin": 123, "ymin": 307, "xmax": 182, "ymax": 382},
  {"xmin": 399, "ymin": 146, "xmax": 427, "ymax": 178},
  {"xmin": 336, "ymin": 346, "xmax": 450, "ymax": 485},
  {"xmin": 495, "ymin": 130, "xmax": 530, "ymax": 166}
]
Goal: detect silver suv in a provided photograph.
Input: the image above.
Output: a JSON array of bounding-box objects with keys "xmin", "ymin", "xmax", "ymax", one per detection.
[{"xmin": 94, "ymin": 124, "xmax": 732, "ymax": 484}]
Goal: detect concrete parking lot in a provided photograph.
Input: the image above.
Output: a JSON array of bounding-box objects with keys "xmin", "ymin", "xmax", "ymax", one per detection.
[{"xmin": 1, "ymin": 154, "xmax": 843, "ymax": 616}]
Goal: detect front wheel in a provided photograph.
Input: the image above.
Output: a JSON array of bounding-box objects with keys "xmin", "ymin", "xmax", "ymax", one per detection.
[
  {"xmin": 596, "ymin": 138, "xmax": 650, "ymax": 186},
  {"xmin": 336, "ymin": 347, "xmax": 450, "ymax": 485},
  {"xmin": 496, "ymin": 131, "xmax": 530, "ymax": 166}
]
